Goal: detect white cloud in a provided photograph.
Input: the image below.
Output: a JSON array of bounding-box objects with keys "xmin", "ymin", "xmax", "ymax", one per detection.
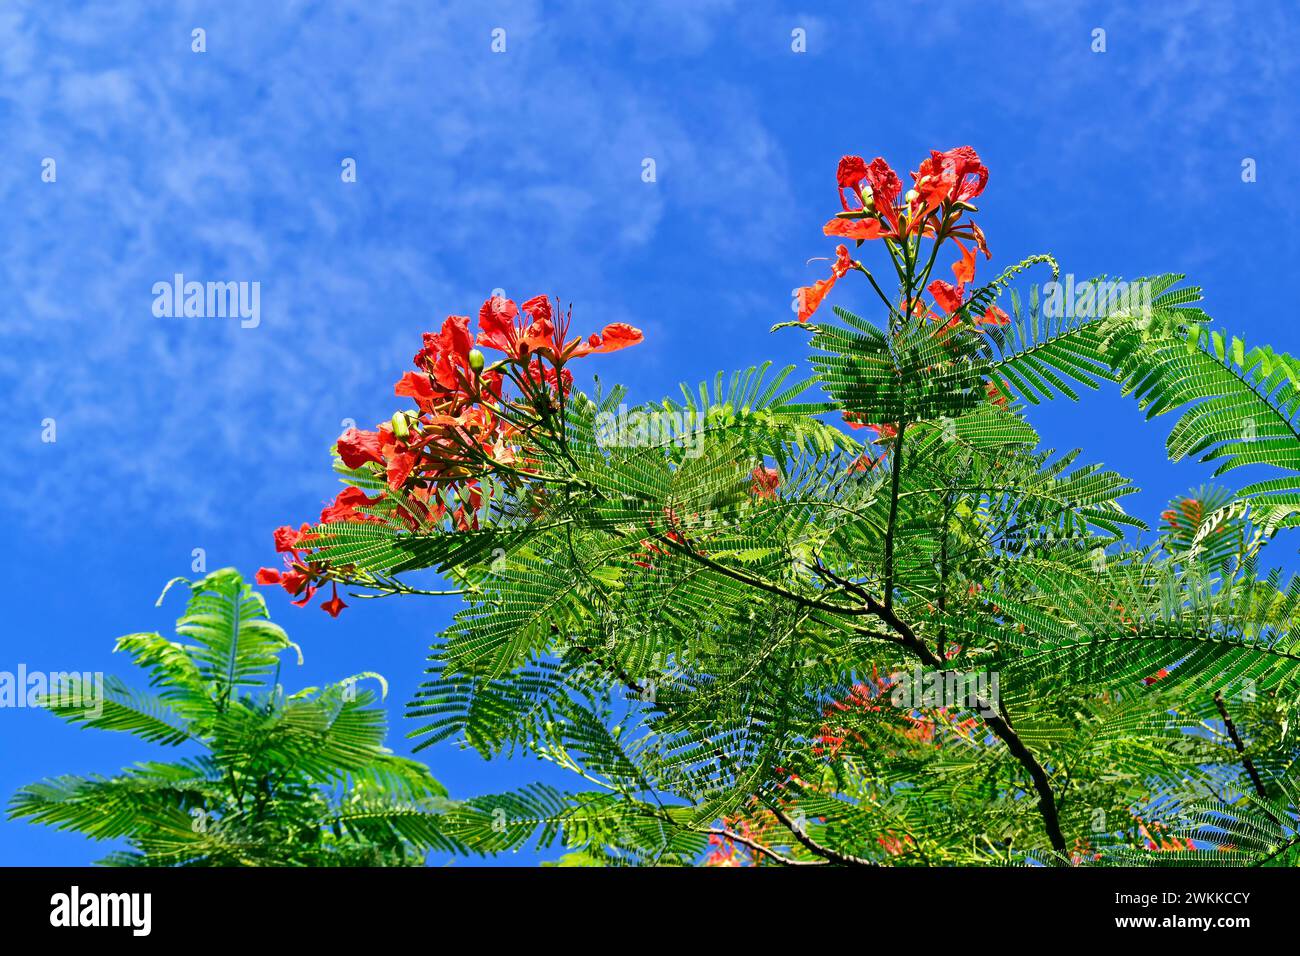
[{"xmin": 0, "ymin": 0, "xmax": 795, "ymax": 534}]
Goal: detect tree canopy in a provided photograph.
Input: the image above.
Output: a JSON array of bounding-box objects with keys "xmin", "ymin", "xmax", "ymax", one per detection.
[{"xmin": 10, "ymin": 569, "xmax": 459, "ymax": 866}]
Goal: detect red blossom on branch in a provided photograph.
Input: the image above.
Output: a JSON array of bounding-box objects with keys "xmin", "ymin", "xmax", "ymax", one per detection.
[{"xmin": 258, "ymin": 293, "xmax": 644, "ymax": 616}]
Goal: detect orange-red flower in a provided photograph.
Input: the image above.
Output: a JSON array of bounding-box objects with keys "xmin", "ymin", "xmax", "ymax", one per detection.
[
  {"xmin": 320, "ymin": 486, "xmax": 385, "ymax": 524},
  {"xmin": 796, "ymin": 244, "xmax": 855, "ymax": 322},
  {"xmin": 926, "ymin": 241, "xmax": 1009, "ymax": 330},
  {"xmin": 257, "ymin": 522, "xmax": 343, "ymax": 613},
  {"xmin": 477, "ymin": 294, "xmax": 643, "ymax": 364},
  {"xmin": 750, "ymin": 465, "xmax": 780, "ymax": 499},
  {"xmin": 266, "ymin": 286, "xmax": 646, "ymax": 618},
  {"xmin": 981, "ymin": 304, "xmax": 1010, "ymax": 326},
  {"xmin": 836, "ymin": 154, "xmax": 870, "ymax": 211},
  {"xmin": 1137, "ymin": 818, "xmax": 1195, "ymax": 852},
  {"xmin": 273, "ymin": 524, "xmax": 306, "ymax": 553},
  {"xmin": 336, "ymin": 427, "xmax": 386, "ymax": 470},
  {"xmin": 820, "ymin": 146, "xmax": 993, "ymax": 301},
  {"xmin": 562, "ymin": 323, "xmax": 644, "ymax": 359},
  {"xmin": 413, "ymin": 314, "xmax": 476, "ymax": 391},
  {"xmin": 476, "ymin": 296, "xmax": 554, "ymax": 362},
  {"xmin": 319, "ymin": 583, "xmax": 347, "ymax": 618},
  {"xmin": 844, "ymin": 415, "xmax": 898, "ymax": 444},
  {"xmin": 912, "ymin": 146, "xmax": 989, "ymax": 218},
  {"xmin": 823, "ymin": 156, "xmax": 904, "ymax": 241}
]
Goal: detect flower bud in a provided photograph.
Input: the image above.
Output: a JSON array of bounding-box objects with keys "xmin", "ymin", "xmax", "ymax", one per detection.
[
  {"xmin": 390, "ymin": 411, "xmax": 410, "ymax": 439},
  {"xmin": 468, "ymin": 348, "xmax": 485, "ymax": 373},
  {"xmin": 905, "ymin": 189, "xmax": 920, "ymax": 205}
]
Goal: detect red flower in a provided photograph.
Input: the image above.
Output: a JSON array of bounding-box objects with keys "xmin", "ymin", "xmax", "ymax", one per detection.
[
  {"xmin": 822, "ymin": 147, "xmax": 991, "ymax": 269},
  {"xmin": 320, "ymin": 486, "xmax": 385, "ymax": 524},
  {"xmin": 912, "ymin": 146, "xmax": 989, "ymax": 218},
  {"xmin": 1137, "ymin": 818, "xmax": 1195, "ymax": 852},
  {"xmin": 863, "ymin": 158, "xmax": 904, "ymax": 234},
  {"xmin": 926, "ymin": 241, "xmax": 1007, "ymax": 329},
  {"xmin": 320, "ymin": 583, "xmax": 347, "ymax": 618},
  {"xmin": 927, "ymin": 240, "xmax": 978, "ymax": 315},
  {"xmin": 385, "ymin": 448, "xmax": 417, "ymax": 489},
  {"xmin": 844, "ymin": 414, "xmax": 898, "ymax": 444},
  {"xmin": 284, "ymin": 571, "xmax": 315, "ymax": 605},
  {"xmin": 476, "ymin": 295, "xmax": 554, "ymax": 362},
  {"xmin": 257, "ymin": 546, "xmax": 318, "ymax": 605},
  {"xmin": 520, "ymin": 294, "xmax": 552, "ymax": 324},
  {"xmin": 337, "ymin": 427, "xmax": 386, "ymax": 469},
  {"xmin": 823, "ymin": 157, "xmax": 905, "ymax": 242},
  {"xmin": 395, "ymin": 371, "xmax": 437, "ymax": 405},
  {"xmin": 928, "ymin": 280, "xmax": 963, "ymax": 317},
  {"xmin": 797, "ymin": 244, "xmax": 855, "ymax": 322},
  {"xmin": 750, "ymin": 465, "xmax": 780, "ymax": 500},
  {"xmin": 413, "ymin": 314, "xmax": 475, "ymax": 391},
  {"xmin": 257, "ymin": 524, "xmax": 344, "ymax": 616},
  {"xmin": 270, "ymin": 286, "xmax": 645, "ymax": 617},
  {"xmin": 506, "ymin": 297, "xmax": 645, "ymax": 363},
  {"xmin": 273, "ymin": 525, "xmax": 304, "ymax": 553},
  {"xmin": 836, "ymin": 155, "xmax": 870, "ymax": 210},
  {"xmin": 563, "ymin": 323, "xmax": 644, "ymax": 359},
  {"xmin": 980, "ymin": 304, "xmax": 1010, "ymax": 326}
]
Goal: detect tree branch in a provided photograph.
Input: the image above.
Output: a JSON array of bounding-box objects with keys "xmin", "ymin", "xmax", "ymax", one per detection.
[
  {"xmin": 704, "ymin": 827, "xmax": 828, "ymax": 866},
  {"xmin": 768, "ymin": 805, "xmax": 881, "ymax": 867},
  {"xmin": 812, "ymin": 563, "xmax": 1069, "ymax": 862},
  {"xmin": 1214, "ymin": 690, "xmax": 1267, "ymax": 799}
]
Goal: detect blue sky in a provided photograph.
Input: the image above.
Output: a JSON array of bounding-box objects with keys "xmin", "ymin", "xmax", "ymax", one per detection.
[{"xmin": 3, "ymin": 0, "xmax": 1299, "ymax": 866}]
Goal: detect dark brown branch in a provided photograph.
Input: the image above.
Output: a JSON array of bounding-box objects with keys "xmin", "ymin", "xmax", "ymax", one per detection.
[
  {"xmin": 1214, "ymin": 690, "xmax": 1267, "ymax": 799},
  {"xmin": 769, "ymin": 805, "xmax": 881, "ymax": 867},
  {"xmin": 652, "ymin": 526, "xmax": 1072, "ymax": 863},
  {"xmin": 812, "ymin": 563, "xmax": 1069, "ymax": 862},
  {"xmin": 704, "ymin": 828, "xmax": 828, "ymax": 866},
  {"xmin": 655, "ymin": 531, "xmax": 878, "ymax": 620},
  {"xmin": 560, "ymin": 626, "xmax": 647, "ymax": 697}
]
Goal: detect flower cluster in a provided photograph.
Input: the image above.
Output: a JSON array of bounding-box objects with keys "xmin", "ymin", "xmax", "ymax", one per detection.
[
  {"xmin": 814, "ymin": 666, "xmax": 979, "ymax": 762},
  {"xmin": 797, "ymin": 147, "xmax": 1016, "ymax": 461},
  {"xmin": 798, "ymin": 146, "xmax": 1008, "ymax": 329},
  {"xmin": 256, "ymin": 525, "xmax": 350, "ymax": 617},
  {"xmin": 704, "ymin": 814, "xmax": 772, "ymax": 867},
  {"xmin": 259, "ymin": 294, "xmax": 643, "ymax": 614},
  {"xmin": 826, "ymin": 148, "xmax": 988, "ymax": 249}
]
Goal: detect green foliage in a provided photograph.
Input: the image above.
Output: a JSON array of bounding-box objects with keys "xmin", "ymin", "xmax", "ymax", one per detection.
[
  {"xmin": 9, "ymin": 569, "xmax": 461, "ymax": 866},
  {"xmin": 298, "ymin": 257, "xmax": 1300, "ymax": 865}
]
